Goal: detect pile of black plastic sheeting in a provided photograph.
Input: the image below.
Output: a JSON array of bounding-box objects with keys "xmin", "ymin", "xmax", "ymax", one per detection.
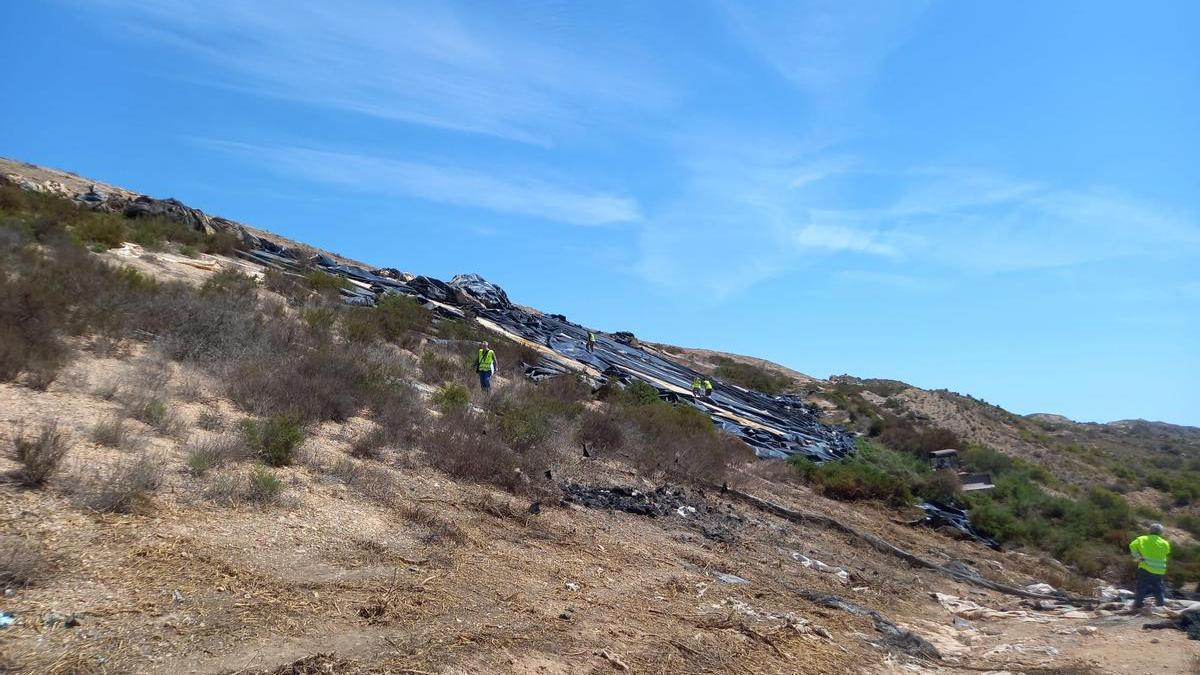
[
  {"xmin": 915, "ymin": 501, "xmax": 1001, "ymax": 550},
  {"xmin": 234, "ymin": 238, "xmax": 854, "ymax": 461}
]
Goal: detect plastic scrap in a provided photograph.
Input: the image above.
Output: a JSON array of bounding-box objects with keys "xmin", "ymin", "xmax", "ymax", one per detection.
[
  {"xmin": 801, "ymin": 592, "xmax": 941, "ymax": 660},
  {"xmin": 0, "ymin": 612, "xmax": 13, "ymax": 628},
  {"xmin": 232, "ymin": 236, "xmax": 856, "ymax": 462},
  {"xmin": 716, "ymin": 573, "xmax": 750, "ymax": 585},
  {"xmin": 914, "ymin": 501, "xmax": 1001, "ymax": 549}
]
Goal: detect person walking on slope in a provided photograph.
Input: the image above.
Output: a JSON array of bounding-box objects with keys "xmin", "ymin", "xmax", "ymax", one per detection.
[
  {"xmin": 702, "ymin": 378, "xmax": 714, "ymax": 399},
  {"xmin": 1130, "ymin": 523, "xmax": 1171, "ymax": 612},
  {"xmin": 475, "ymin": 341, "xmax": 497, "ymax": 393},
  {"xmin": 691, "ymin": 377, "xmax": 703, "ymax": 399},
  {"xmin": 586, "ymin": 331, "xmax": 597, "ymax": 354}
]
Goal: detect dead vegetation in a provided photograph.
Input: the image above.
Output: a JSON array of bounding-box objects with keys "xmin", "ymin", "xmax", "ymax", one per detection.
[
  {"xmin": 0, "ymin": 536, "xmax": 51, "ymax": 588},
  {"xmin": 1, "ymin": 176, "xmax": 1172, "ymax": 674},
  {"xmin": 7, "ymin": 420, "xmax": 71, "ymax": 487},
  {"xmin": 69, "ymin": 453, "xmax": 165, "ymax": 513}
]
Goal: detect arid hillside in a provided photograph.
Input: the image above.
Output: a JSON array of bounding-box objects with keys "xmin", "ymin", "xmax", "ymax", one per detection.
[{"xmin": 2, "ymin": 160, "xmax": 1199, "ymax": 674}]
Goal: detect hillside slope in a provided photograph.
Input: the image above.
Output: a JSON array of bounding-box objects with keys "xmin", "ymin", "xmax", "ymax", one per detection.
[{"xmin": 1, "ymin": 158, "xmax": 1198, "ymax": 673}]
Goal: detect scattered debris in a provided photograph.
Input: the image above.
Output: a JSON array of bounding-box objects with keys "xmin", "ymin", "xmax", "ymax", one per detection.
[
  {"xmin": 913, "ymin": 501, "xmax": 1001, "ymax": 549},
  {"xmin": 42, "ymin": 611, "xmax": 81, "ymax": 628},
  {"xmin": 595, "ymin": 649, "xmax": 629, "ymax": 671},
  {"xmin": 0, "ymin": 612, "xmax": 14, "ymax": 628},
  {"xmin": 802, "ymin": 592, "xmax": 941, "ymax": 660},
  {"xmin": 716, "ymin": 573, "xmax": 749, "ymax": 585},
  {"xmin": 1143, "ymin": 605, "xmax": 1200, "ymax": 639},
  {"xmin": 789, "ymin": 551, "xmax": 851, "ymax": 584},
  {"xmin": 561, "ymin": 483, "xmax": 743, "ymax": 542}
]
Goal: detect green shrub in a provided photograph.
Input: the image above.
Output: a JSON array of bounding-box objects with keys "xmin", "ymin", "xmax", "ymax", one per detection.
[
  {"xmin": 432, "ymin": 383, "xmax": 469, "ymax": 414},
  {"xmin": 72, "ymin": 214, "xmax": 128, "ymax": 249},
  {"xmin": 714, "ymin": 358, "xmax": 791, "ymax": 394},
  {"xmin": 241, "ymin": 416, "xmax": 304, "ymax": 467},
  {"xmin": 304, "ymin": 270, "xmax": 349, "ymax": 296},
  {"xmin": 201, "ymin": 268, "xmax": 258, "ymax": 296},
  {"xmin": 246, "ymin": 466, "xmax": 284, "ymax": 502},
  {"xmin": 373, "ymin": 293, "xmax": 430, "ymax": 341},
  {"xmin": 492, "ymin": 383, "xmax": 584, "ymax": 453},
  {"xmin": 602, "ymin": 378, "xmax": 659, "ymax": 406}
]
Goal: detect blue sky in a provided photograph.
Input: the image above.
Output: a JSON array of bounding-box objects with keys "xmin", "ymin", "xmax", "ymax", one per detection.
[{"xmin": 2, "ymin": 1, "xmax": 1197, "ymax": 425}]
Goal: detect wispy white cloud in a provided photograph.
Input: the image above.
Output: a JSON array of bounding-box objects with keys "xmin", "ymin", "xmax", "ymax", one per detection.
[
  {"xmin": 718, "ymin": 0, "xmax": 931, "ymax": 115},
  {"xmin": 205, "ymin": 140, "xmax": 641, "ymax": 226},
  {"xmin": 83, "ymin": 0, "xmax": 672, "ymax": 144},
  {"xmin": 635, "ymin": 144, "xmax": 1200, "ymax": 297}
]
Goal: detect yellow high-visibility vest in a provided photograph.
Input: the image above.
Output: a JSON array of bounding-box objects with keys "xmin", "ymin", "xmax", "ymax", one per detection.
[
  {"xmin": 1129, "ymin": 534, "xmax": 1171, "ymax": 575},
  {"xmin": 477, "ymin": 349, "xmax": 496, "ymax": 372}
]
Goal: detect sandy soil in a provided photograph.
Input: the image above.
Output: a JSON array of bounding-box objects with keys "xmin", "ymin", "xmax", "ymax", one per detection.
[{"xmin": 1, "ymin": 348, "xmax": 1196, "ymax": 673}]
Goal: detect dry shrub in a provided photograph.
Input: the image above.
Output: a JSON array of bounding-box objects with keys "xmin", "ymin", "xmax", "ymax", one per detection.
[
  {"xmin": 475, "ymin": 493, "xmax": 528, "ymax": 523},
  {"xmin": 419, "ymin": 349, "xmax": 464, "ymax": 385},
  {"xmin": 72, "ymin": 454, "xmax": 165, "ymax": 513},
  {"xmin": 625, "ymin": 403, "xmax": 750, "ymax": 485},
  {"xmin": 370, "ymin": 383, "xmax": 423, "ymax": 447},
  {"xmin": 575, "ymin": 408, "xmax": 627, "ymax": 455},
  {"xmin": 328, "ymin": 457, "xmax": 398, "ymax": 505},
  {"xmin": 422, "ymin": 411, "xmax": 523, "ymax": 493},
  {"xmin": 185, "ymin": 433, "xmax": 248, "ymax": 475},
  {"xmin": 196, "ymin": 409, "xmax": 226, "ymax": 431},
  {"xmin": 224, "ymin": 343, "xmax": 381, "ymax": 423},
  {"xmin": 0, "ymin": 536, "xmax": 50, "ymax": 588},
  {"xmin": 350, "ymin": 427, "xmax": 389, "ymax": 460},
  {"xmin": 92, "ymin": 415, "xmax": 128, "ymax": 448},
  {"xmin": 8, "ymin": 420, "xmax": 71, "ymax": 487},
  {"xmin": 398, "ymin": 502, "xmax": 467, "ymax": 546}
]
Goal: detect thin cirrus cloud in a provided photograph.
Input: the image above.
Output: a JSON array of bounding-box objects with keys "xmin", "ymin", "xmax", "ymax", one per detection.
[
  {"xmin": 636, "ymin": 153, "xmax": 1199, "ymax": 298},
  {"xmin": 204, "ymin": 140, "xmax": 642, "ymax": 227},
  {"xmin": 84, "ymin": 0, "xmax": 673, "ymax": 145}
]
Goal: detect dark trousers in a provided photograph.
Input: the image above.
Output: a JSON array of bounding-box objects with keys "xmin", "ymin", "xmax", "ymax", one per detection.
[
  {"xmin": 1133, "ymin": 568, "xmax": 1166, "ymax": 608},
  {"xmin": 478, "ymin": 370, "xmax": 492, "ymax": 392}
]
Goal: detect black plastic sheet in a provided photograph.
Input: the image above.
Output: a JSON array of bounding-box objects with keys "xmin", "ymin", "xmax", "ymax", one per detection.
[
  {"xmin": 237, "ymin": 241, "xmax": 855, "ymax": 462},
  {"xmin": 916, "ymin": 501, "xmax": 1001, "ymax": 550}
]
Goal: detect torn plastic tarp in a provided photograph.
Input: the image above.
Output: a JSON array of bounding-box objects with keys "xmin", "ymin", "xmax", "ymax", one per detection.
[
  {"xmin": 915, "ymin": 501, "xmax": 1000, "ymax": 550},
  {"xmin": 234, "ymin": 245, "xmax": 855, "ymax": 462}
]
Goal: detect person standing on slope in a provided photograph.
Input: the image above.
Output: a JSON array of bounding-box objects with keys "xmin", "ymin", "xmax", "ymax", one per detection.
[
  {"xmin": 586, "ymin": 331, "xmax": 597, "ymax": 354},
  {"xmin": 703, "ymin": 378, "xmax": 714, "ymax": 399},
  {"xmin": 691, "ymin": 377, "xmax": 703, "ymax": 399},
  {"xmin": 475, "ymin": 341, "xmax": 497, "ymax": 393},
  {"xmin": 1130, "ymin": 523, "xmax": 1171, "ymax": 612}
]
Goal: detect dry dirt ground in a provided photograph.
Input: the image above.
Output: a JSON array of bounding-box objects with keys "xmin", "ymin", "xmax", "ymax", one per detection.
[
  {"xmin": 1, "ymin": 353, "xmax": 1195, "ymax": 674},
  {"xmin": 1, "ymin": 252, "xmax": 1196, "ymax": 674}
]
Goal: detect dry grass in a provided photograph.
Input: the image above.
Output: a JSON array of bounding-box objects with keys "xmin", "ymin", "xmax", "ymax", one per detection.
[
  {"xmin": 92, "ymin": 415, "xmax": 128, "ymax": 448},
  {"xmin": 0, "ymin": 536, "xmax": 50, "ymax": 588},
  {"xmin": 70, "ymin": 453, "xmax": 165, "ymax": 513},
  {"xmin": 185, "ymin": 433, "xmax": 248, "ymax": 475},
  {"xmin": 327, "ymin": 457, "xmax": 398, "ymax": 505},
  {"xmin": 349, "ymin": 427, "xmax": 389, "ymax": 460},
  {"xmin": 8, "ymin": 420, "xmax": 71, "ymax": 487},
  {"xmin": 398, "ymin": 502, "xmax": 468, "ymax": 546}
]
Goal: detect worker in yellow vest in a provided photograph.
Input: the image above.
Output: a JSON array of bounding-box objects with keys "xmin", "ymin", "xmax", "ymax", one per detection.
[
  {"xmin": 1130, "ymin": 523, "xmax": 1171, "ymax": 611},
  {"xmin": 691, "ymin": 377, "xmax": 702, "ymax": 398},
  {"xmin": 702, "ymin": 379, "xmax": 713, "ymax": 398},
  {"xmin": 586, "ymin": 331, "xmax": 597, "ymax": 354},
  {"xmin": 475, "ymin": 341, "xmax": 497, "ymax": 393}
]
